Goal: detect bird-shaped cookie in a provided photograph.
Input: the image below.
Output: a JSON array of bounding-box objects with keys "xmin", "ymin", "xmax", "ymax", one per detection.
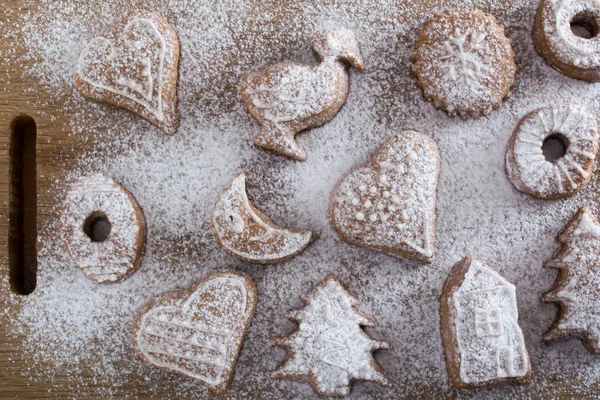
[{"xmin": 241, "ymin": 26, "xmax": 364, "ymax": 161}]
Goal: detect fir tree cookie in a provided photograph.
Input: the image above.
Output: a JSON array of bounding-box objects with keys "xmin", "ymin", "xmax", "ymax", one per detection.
[
  {"xmin": 242, "ymin": 26, "xmax": 364, "ymax": 161},
  {"xmin": 440, "ymin": 256, "xmax": 532, "ymax": 389},
  {"xmin": 330, "ymin": 131, "xmax": 440, "ymax": 264},
  {"xmin": 505, "ymin": 104, "xmax": 599, "ymax": 200},
  {"xmin": 544, "ymin": 206, "xmax": 600, "ymax": 353},
  {"xmin": 271, "ymin": 274, "xmax": 390, "ymax": 397},
  {"xmin": 211, "ymin": 171, "xmax": 316, "ymax": 264},
  {"xmin": 412, "ymin": 8, "xmax": 516, "ymax": 119},
  {"xmin": 76, "ymin": 10, "xmax": 180, "ymax": 134},
  {"xmin": 133, "ymin": 270, "xmax": 257, "ymax": 395}
]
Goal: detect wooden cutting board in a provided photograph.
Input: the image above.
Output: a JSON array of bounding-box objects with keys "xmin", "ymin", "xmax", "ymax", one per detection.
[{"xmin": 0, "ymin": 0, "xmax": 598, "ymax": 398}]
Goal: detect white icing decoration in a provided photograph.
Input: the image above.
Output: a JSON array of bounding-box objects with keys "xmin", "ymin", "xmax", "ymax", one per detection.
[
  {"xmin": 59, "ymin": 174, "xmax": 144, "ymax": 284},
  {"xmin": 451, "ymin": 258, "xmax": 530, "ymax": 384},
  {"xmin": 507, "ymin": 105, "xmax": 598, "ymax": 199},
  {"xmin": 136, "ymin": 274, "xmax": 255, "ymax": 390},
  {"xmin": 544, "ymin": 207, "xmax": 600, "ymax": 351},
  {"xmin": 331, "ymin": 131, "xmax": 439, "ymax": 263},
  {"xmin": 77, "ymin": 17, "xmax": 167, "ymax": 121},
  {"xmin": 212, "ymin": 172, "xmax": 314, "ymax": 262},
  {"xmin": 439, "ymin": 28, "xmax": 491, "ymax": 86},
  {"xmin": 271, "ymin": 275, "xmax": 390, "ymax": 396},
  {"xmin": 552, "ymin": 0, "xmax": 600, "ymax": 63}
]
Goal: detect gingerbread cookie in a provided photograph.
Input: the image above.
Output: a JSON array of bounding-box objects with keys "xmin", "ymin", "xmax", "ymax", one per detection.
[
  {"xmin": 241, "ymin": 26, "xmax": 364, "ymax": 161},
  {"xmin": 271, "ymin": 274, "xmax": 390, "ymax": 397},
  {"xmin": 330, "ymin": 131, "xmax": 439, "ymax": 264},
  {"xmin": 543, "ymin": 206, "xmax": 600, "ymax": 353},
  {"xmin": 534, "ymin": 0, "xmax": 600, "ymax": 81},
  {"xmin": 412, "ymin": 8, "xmax": 516, "ymax": 119},
  {"xmin": 133, "ymin": 270, "xmax": 257, "ymax": 395},
  {"xmin": 59, "ymin": 174, "xmax": 146, "ymax": 284},
  {"xmin": 211, "ymin": 171, "xmax": 316, "ymax": 264},
  {"xmin": 76, "ymin": 10, "xmax": 180, "ymax": 134},
  {"xmin": 505, "ymin": 104, "xmax": 598, "ymax": 200},
  {"xmin": 440, "ymin": 256, "xmax": 531, "ymax": 389}
]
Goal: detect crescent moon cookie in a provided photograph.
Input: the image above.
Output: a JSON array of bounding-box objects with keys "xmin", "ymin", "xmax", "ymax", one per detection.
[
  {"xmin": 75, "ymin": 9, "xmax": 180, "ymax": 134},
  {"xmin": 534, "ymin": 0, "xmax": 600, "ymax": 81},
  {"xmin": 271, "ymin": 274, "xmax": 391, "ymax": 397},
  {"xmin": 59, "ymin": 174, "xmax": 146, "ymax": 284},
  {"xmin": 440, "ymin": 256, "xmax": 532, "ymax": 389},
  {"xmin": 330, "ymin": 131, "xmax": 440, "ymax": 264},
  {"xmin": 211, "ymin": 171, "xmax": 316, "ymax": 264},
  {"xmin": 505, "ymin": 104, "xmax": 599, "ymax": 200},
  {"xmin": 133, "ymin": 270, "xmax": 257, "ymax": 395},
  {"xmin": 241, "ymin": 26, "xmax": 364, "ymax": 161},
  {"xmin": 412, "ymin": 8, "xmax": 516, "ymax": 119},
  {"xmin": 543, "ymin": 206, "xmax": 600, "ymax": 353}
]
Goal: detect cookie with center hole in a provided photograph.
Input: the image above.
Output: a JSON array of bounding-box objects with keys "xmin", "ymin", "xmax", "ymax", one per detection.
[
  {"xmin": 505, "ymin": 104, "xmax": 598, "ymax": 200},
  {"xmin": 59, "ymin": 174, "xmax": 146, "ymax": 283}
]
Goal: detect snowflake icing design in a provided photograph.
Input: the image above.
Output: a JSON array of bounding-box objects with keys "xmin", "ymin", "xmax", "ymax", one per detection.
[{"xmin": 439, "ymin": 28, "xmax": 490, "ymax": 85}]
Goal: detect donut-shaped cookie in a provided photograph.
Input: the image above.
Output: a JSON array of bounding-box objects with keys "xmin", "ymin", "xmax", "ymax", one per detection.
[
  {"xmin": 534, "ymin": 0, "xmax": 600, "ymax": 81},
  {"xmin": 506, "ymin": 105, "xmax": 599, "ymax": 199},
  {"xmin": 59, "ymin": 174, "xmax": 146, "ymax": 283},
  {"xmin": 412, "ymin": 8, "xmax": 516, "ymax": 119}
]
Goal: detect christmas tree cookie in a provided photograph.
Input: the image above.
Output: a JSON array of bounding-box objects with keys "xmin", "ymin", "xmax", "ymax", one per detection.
[
  {"xmin": 544, "ymin": 206, "xmax": 600, "ymax": 353},
  {"xmin": 271, "ymin": 274, "xmax": 390, "ymax": 397}
]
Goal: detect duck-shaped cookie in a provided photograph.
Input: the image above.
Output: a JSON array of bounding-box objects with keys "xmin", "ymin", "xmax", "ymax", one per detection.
[{"xmin": 241, "ymin": 26, "xmax": 364, "ymax": 161}]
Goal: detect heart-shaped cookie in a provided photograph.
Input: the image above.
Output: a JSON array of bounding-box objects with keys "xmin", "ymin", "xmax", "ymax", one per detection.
[
  {"xmin": 330, "ymin": 131, "xmax": 440, "ymax": 263},
  {"xmin": 132, "ymin": 271, "xmax": 257, "ymax": 395},
  {"xmin": 76, "ymin": 10, "xmax": 180, "ymax": 134}
]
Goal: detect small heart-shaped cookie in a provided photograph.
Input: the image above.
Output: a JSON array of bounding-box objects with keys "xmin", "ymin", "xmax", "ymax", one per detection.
[
  {"xmin": 132, "ymin": 270, "xmax": 257, "ymax": 395},
  {"xmin": 76, "ymin": 10, "xmax": 180, "ymax": 134},
  {"xmin": 330, "ymin": 131, "xmax": 440, "ymax": 263}
]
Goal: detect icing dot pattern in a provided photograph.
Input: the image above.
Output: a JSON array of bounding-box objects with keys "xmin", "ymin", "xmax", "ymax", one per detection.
[
  {"xmin": 506, "ymin": 104, "xmax": 599, "ymax": 199},
  {"xmin": 330, "ymin": 131, "xmax": 440, "ymax": 264},
  {"xmin": 59, "ymin": 174, "xmax": 146, "ymax": 284}
]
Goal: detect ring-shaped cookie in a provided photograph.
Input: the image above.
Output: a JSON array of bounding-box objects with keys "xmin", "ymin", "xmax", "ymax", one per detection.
[
  {"xmin": 506, "ymin": 105, "xmax": 599, "ymax": 199},
  {"xmin": 534, "ymin": 0, "xmax": 600, "ymax": 81},
  {"xmin": 59, "ymin": 174, "xmax": 146, "ymax": 283}
]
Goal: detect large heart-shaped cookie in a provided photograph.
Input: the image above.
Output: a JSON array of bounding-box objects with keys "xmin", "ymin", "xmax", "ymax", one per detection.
[
  {"xmin": 132, "ymin": 271, "xmax": 257, "ymax": 394},
  {"xmin": 330, "ymin": 131, "xmax": 440, "ymax": 263},
  {"xmin": 75, "ymin": 10, "xmax": 180, "ymax": 134}
]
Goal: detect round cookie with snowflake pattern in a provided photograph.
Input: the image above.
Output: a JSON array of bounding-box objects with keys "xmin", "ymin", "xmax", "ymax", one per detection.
[{"xmin": 412, "ymin": 8, "xmax": 516, "ymax": 119}]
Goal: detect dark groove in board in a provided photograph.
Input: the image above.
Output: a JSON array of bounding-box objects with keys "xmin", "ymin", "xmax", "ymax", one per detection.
[{"xmin": 9, "ymin": 115, "xmax": 37, "ymax": 295}]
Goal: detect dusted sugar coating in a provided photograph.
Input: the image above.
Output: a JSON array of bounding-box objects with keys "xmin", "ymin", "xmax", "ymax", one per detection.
[
  {"xmin": 330, "ymin": 131, "xmax": 439, "ymax": 264},
  {"xmin": 505, "ymin": 104, "xmax": 599, "ymax": 200},
  {"xmin": 211, "ymin": 171, "xmax": 316, "ymax": 264},
  {"xmin": 59, "ymin": 174, "xmax": 146, "ymax": 284},
  {"xmin": 75, "ymin": 9, "xmax": 180, "ymax": 134},
  {"xmin": 544, "ymin": 206, "xmax": 600, "ymax": 353},
  {"xmin": 132, "ymin": 270, "xmax": 257, "ymax": 395},
  {"xmin": 534, "ymin": 0, "xmax": 600, "ymax": 81},
  {"xmin": 241, "ymin": 26, "xmax": 364, "ymax": 161},
  {"xmin": 412, "ymin": 8, "xmax": 516, "ymax": 119},
  {"xmin": 440, "ymin": 256, "xmax": 531, "ymax": 389},
  {"xmin": 271, "ymin": 274, "xmax": 390, "ymax": 398}
]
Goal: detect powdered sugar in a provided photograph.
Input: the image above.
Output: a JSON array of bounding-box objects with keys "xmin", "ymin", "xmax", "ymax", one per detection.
[
  {"xmin": 506, "ymin": 104, "xmax": 599, "ymax": 199},
  {"xmin": 211, "ymin": 171, "xmax": 315, "ymax": 263},
  {"xmin": 59, "ymin": 174, "xmax": 145, "ymax": 283},
  {"xmin": 134, "ymin": 271, "xmax": 256, "ymax": 394},
  {"xmin": 330, "ymin": 131, "xmax": 439, "ymax": 263},
  {"xmin": 271, "ymin": 274, "xmax": 390, "ymax": 397},
  {"xmin": 412, "ymin": 8, "xmax": 516, "ymax": 119},
  {"xmin": 5, "ymin": 0, "xmax": 600, "ymax": 398},
  {"xmin": 449, "ymin": 257, "xmax": 530, "ymax": 386}
]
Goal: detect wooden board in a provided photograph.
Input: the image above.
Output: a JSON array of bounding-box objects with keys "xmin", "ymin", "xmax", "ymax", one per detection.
[{"xmin": 1, "ymin": 0, "xmax": 599, "ymax": 398}]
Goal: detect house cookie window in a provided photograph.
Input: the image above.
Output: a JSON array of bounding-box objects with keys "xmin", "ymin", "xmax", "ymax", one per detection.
[{"xmin": 474, "ymin": 307, "xmax": 503, "ymax": 337}]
